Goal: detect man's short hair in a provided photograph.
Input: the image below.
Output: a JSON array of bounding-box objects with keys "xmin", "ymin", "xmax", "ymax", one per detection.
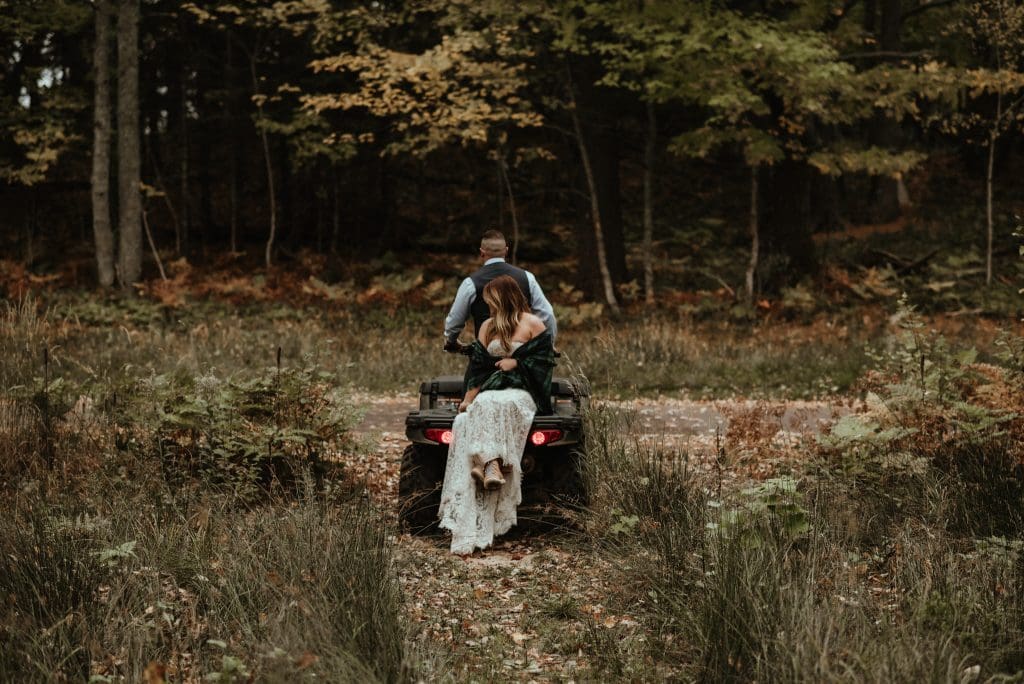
[{"xmin": 480, "ymin": 230, "xmax": 508, "ymax": 257}]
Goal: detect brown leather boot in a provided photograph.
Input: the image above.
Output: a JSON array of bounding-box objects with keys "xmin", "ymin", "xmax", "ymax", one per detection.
[
  {"xmin": 483, "ymin": 459, "xmax": 506, "ymax": 490},
  {"xmin": 470, "ymin": 455, "xmax": 485, "ymax": 487}
]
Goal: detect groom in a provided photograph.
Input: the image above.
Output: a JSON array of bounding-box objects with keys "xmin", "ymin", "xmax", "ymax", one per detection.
[{"xmin": 443, "ymin": 230, "xmax": 558, "ymax": 350}]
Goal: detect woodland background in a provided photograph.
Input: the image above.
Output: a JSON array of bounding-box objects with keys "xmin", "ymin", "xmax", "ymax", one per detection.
[
  {"xmin": 1, "ymin": 0, "xmax": 1023, "ymax": 314},
  {"xmin": 6, "ymin": 2, "xmax": 1024, "ymax": 682}
]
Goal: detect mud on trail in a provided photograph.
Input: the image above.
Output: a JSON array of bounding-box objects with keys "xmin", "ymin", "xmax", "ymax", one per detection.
[{"xmin": 345, "ymin": 393, "xmax": 851, "ymax": 681}]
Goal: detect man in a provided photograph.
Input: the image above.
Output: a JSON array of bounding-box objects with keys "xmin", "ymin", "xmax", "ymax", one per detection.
[{"xmin": 443, "ymin": 230, "xmax": 557, "ymax": 350}]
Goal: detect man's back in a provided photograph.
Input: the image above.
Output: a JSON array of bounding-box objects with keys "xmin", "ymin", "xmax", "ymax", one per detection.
[
  {"xmin": 444, "ymin": 230, "xmax": 557, "ymax": 346},
  {"xmin": 468, "ymin": 261, "xmax": 532, "ymax": 334}
]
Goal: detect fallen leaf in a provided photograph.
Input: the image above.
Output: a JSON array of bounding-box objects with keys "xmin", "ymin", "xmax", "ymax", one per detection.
[
  {"xmin": 142, "ymin": 661, "xmax": 166, "ymax": 684},
  {"xmin": 296, "ymin": 651, "xmax": 319, "ymax": 670}
]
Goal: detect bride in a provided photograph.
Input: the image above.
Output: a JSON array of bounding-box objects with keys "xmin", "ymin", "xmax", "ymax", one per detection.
[{"xmin": 438, "ymin": 275, "xmax": 556, "ymax": 555}]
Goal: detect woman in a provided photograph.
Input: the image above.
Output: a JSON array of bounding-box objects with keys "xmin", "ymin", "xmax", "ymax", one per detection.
[{"xmin": 438, "ymin": 275, "xmax": 556, "ymax": 555}]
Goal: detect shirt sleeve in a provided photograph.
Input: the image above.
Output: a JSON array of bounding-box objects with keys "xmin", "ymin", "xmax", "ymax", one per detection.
[
  {"xmin": 526, "ymin": 271, "xmax": 557, "ymax": 340},
  {"xmin": 444, "ymin": 278, "xmax": 476, "ymax": 343}
]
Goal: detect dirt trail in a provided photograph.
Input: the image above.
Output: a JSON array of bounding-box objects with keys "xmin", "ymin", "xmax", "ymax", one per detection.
[
  {"xmin": 349, "ymin": 394, "xmax": 853, "ymax": 680},
  {"xmin": 354, "ymin": 394, "xmax": 851, "ymax": 442},
  {"xmin": 347, "ymin": 393, "xmax": 852, "ymax": 510}
]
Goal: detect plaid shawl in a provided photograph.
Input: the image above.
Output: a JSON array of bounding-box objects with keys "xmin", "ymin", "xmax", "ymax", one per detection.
[{"xmin": 463, "ymin": 332, "xmax": 555, "ymax": 415}]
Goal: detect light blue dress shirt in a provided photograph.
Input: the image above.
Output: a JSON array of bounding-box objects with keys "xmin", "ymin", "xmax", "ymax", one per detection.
[{"xmin": 444, "ymin": 258, "xmax": 558, "ymax": 342}]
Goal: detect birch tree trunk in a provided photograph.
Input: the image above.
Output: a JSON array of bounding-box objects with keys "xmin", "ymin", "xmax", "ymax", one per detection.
[
  {"xmin": 246, "ymin": 52, "xmax": 277, "ymax": 268},
  {"xmin": 91, "ymin": 0, "xmax": 115, "ymax": 287},
  {"xmin": 643, "ymin": 101, "xmax": 656, "ymax": 306},
  {"xmin": 746, "ymin": 166, "xmax": 760, "ymax": 303},
  {"xmin": 117, "ymin": 0, "xmax": 142, "ymax": 287}
]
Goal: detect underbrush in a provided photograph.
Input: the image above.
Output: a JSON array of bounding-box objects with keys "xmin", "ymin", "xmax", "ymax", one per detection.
[
  {"xmin": 0, "ymin": 299, "xmax": 420, "ymax": 681},
  {"xmin": 7, "ymin": 290, "xmax": 1017, "ymax": 400},
  {"xmin": 0, "ymin": 479, "xmax": 413, "ymax": 682},
  {"xmin": 583, "ymin": 305, "xmax": 1024, "ymax": 680}
]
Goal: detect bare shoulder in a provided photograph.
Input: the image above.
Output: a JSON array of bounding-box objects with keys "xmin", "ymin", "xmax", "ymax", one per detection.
[
  {"xmin": 522, "ymin": 313, "xmax": 546, "ymax": 336},
  {"xmin": 479, "ymin": 318, "xmax": 494, "ymax": 344}
]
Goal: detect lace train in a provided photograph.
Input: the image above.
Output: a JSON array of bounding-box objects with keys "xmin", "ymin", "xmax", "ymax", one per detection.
[{"xmin": 438, "ymin": 388, "xmax": 536, "ymax": 554}]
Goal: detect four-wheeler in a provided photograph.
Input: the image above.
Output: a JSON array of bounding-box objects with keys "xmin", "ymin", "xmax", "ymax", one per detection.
[{"xmin": 399, "ymin": 353, "xmax": 589, "ymax": 533}]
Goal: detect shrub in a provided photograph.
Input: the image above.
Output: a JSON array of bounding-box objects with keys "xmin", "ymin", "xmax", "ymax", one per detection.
[
  {"xmin": 820, "ymin": 297, "xmax": 1024, "ymax": 536},
  {"xmin": 132, "ymin": 362, "xmax": 357, "ymax": 499}
]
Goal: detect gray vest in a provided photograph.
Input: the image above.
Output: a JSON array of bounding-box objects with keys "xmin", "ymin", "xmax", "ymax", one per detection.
[{"xmin": 469, "ymin": 262, "xmax": 532, "ymax": 338}]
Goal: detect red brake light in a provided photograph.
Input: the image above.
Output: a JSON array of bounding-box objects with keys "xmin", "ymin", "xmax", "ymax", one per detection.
[
  {"xmin": 424, "ymin": 428, "xmax": 453, "ymax": 445},
  {"xmin": 529, "ymin": 429, "xmax": 563, "ymax": 446}
]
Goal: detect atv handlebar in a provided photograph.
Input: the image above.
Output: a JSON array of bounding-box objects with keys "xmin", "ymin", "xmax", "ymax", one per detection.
[{"xmin": 443, "ymin": 341, "xmax": 473, "ymax": 355}]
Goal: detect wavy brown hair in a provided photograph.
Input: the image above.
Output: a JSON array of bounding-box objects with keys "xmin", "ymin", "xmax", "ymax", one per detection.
[{"xmin": 482, "ymin": 275, "xmax": 530, "ymax": 352}]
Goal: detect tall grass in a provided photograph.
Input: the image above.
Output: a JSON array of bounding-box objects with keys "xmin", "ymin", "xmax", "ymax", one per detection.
[
  {"xmin": 0, "ymin": 298, "xmax": 419, "ymax": 682},
  {"xmin": 583, "ymin": 404, "xmax": 1024, "ymax": 681},
  {"xmin": 3, "ymin": 295, "xmax": 876, "ymax": 399},
  {"xmin": 567, "ymin": 317, "xmax": 870, "ymax": 399},
  {"xmin": 0, "ymin": 471, "xmax": 415, "ymax": 681}
]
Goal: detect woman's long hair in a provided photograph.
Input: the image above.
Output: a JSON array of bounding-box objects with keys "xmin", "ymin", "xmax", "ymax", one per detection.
[{"xmin": 482, "ymin": 275, "xmax": 530, "ymax": 353}]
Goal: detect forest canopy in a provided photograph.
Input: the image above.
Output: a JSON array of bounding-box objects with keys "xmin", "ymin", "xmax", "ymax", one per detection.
[{"xmin": 1, "ymin": 0, "xmax": 1022, "ymax": 312}]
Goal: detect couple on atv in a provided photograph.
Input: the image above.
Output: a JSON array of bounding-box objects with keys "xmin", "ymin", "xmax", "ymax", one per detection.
[{"xmin": 438, "ymin": 230, "xmax": 560, "ymax": 555}]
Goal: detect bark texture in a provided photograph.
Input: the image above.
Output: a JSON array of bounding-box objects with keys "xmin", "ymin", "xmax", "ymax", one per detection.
[
  {"xmin": 91, "ymin": 0, "xmax": 115, "ymax": 287},
  {"xmin": 643, "ymin": 101, "xmax": 656, "ymax": 306},
  {"xmin": 117, "ymin": 0, "xmax": 142, "ymax": 286}
]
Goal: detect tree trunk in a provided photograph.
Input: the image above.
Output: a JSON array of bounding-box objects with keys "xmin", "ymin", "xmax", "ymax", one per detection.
[
  {"xmin": 245, "ymin": 52, "xmax": 277, "ymax": 268},
  {"xmin": 762, "ymin": 159, "xmax": 816, "ymax": 287},
  {"xmin": 496, "ymin": 157, "xmax": 504, "ymax": 231},
  {"xmin": 587, "ymin": 126, "xmax": 627, "ymax": 284},
  {"xmin": 117, "ymin": 0, "xmax": 142, "ymax": 287},
  {"xmin": 91, "ymin": 0, "xmax": 115, "ymax": 287},
  {"xmin": 568, "ymin": 74, "xmax": 619, "ymax": 315},
  {"xmin": 746, "ymin": 166, "xmax": 760, "ymax": 303},
  {"xmin": 499, "ymin": 156, "xmax": 520, "ymax": 265},
  {"xmin": 643, "ymin": 101, "xmax": 656, "ymax": 306},
  {"xmin": 569, "ymin": 57, "xmax": 627, "ymax": 296},
  {"xmin": 863, "ymin": 0, "xmax": 878, "ymax": 32},
  {"xmin": 277, "ymin": 139, "xmax": 291, "ymax": 248},
  {"xmin": 986, "ymin": 91, "xmax": 1002, "ymax": 287},
  {"xmin": 229, "ymin": 149, "xmax": 239, "ymax": 253},
  {"xmin": 868, "ymin": 0, "xmax": 904, "ymax": 222},
  {"xmin": 259, "ymin": 120, "xmax": 276, "ymax": 268},
  {"xmin": 330, "ymin": 166, "xmax": 340, "ymax": 254},
  {"xmin": 226, "ymin": 32, "xmax": 239, "ymax": 254},
  {"xmin": 179, "ymin": 60, "xmax": 189, "ymax": 255}
]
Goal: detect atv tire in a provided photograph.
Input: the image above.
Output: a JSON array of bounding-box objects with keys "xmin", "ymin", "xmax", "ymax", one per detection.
[
  {"xmin": 398, "ymin": 443, "xmax": 446, "ymax": 534},
  {"xmin": 542, "ymin": 447, "xmax": 588, "ymax": 508}
]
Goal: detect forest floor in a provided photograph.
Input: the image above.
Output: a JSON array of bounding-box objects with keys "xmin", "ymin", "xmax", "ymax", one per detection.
[{"xmin": 351, "ymin": 394, "xmax": 851, "ymax": 680}]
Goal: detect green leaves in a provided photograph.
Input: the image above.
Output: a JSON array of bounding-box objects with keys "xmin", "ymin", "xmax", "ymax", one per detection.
[
  {"xmin": 706, "ymin": 476, "xmax": 810, "ymax": 543},
  {"xmin": 141, "ymin": 361, "xmax": 357, "ymax": 499},
  {"xmin": 93, "ymin": 540, "xmax": 137, "ymax": 568},
  {"xmin": 305, "ymin": 1, "xmax": 543, "ymax": 157}
]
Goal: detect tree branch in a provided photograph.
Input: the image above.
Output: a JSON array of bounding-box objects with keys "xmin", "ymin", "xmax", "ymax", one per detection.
[{"xmin": 839, "ymin": 50, "xmax": 928, "ymax": 60}]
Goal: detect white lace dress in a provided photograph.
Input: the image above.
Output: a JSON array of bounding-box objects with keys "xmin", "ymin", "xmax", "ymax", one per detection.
[{"xmin": 438, "ymin": 340, "xmax": 537, "ymax": 555}]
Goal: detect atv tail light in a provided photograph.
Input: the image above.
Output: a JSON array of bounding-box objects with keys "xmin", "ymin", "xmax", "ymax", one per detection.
[
  {"xmin": 424, "ymin": 428, "xmax": 453, "ymax": 445},
  {"xmin": 529, "ymin": 429, "xmax": 563, "ymax": 446}
]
